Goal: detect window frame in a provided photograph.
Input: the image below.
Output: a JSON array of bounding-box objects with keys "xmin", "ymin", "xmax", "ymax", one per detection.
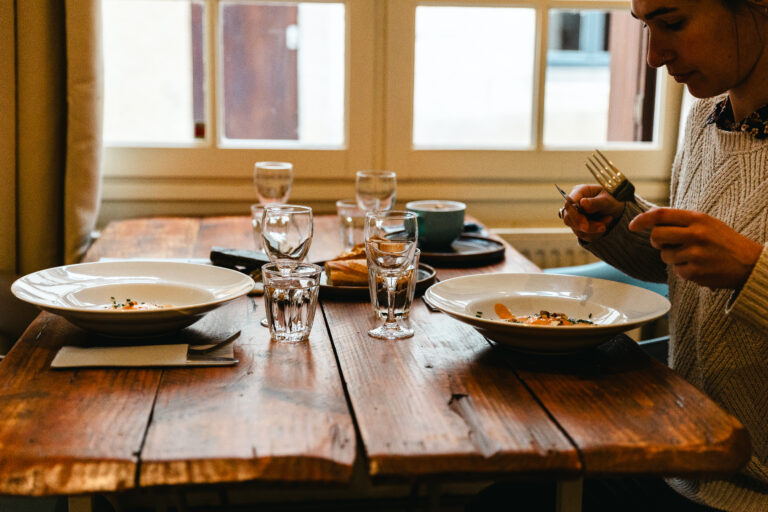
[{"xmin": 100, "ymin": 0, "xmax": 683, "ymax": 226}]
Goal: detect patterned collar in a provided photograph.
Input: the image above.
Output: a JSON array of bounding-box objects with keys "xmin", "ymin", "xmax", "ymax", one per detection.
[{"xmin": 706, "ymin": 96, "xmax": 768, "ymax": 139}]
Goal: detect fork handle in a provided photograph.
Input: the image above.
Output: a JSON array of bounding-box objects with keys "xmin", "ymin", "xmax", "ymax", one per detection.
[{"xmin": 612, "ymin": 181, "xmax": 636, "ymax": 203}]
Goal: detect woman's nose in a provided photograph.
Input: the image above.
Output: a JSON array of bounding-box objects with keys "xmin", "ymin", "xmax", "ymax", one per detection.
[{"xmin": 646, "ymin": 33, "xmax": 673, "ymax": 68}]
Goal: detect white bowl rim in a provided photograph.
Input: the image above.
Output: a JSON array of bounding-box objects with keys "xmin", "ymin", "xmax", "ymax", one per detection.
[
  {"xmin": 11, "ymin": 259, "xmax": 254, "ymax": 315},
  {"xmin": 424, "ymin": 271, "xmax": 670, "ymax": 332}
]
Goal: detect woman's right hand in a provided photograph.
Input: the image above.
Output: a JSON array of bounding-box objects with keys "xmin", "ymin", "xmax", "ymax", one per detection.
[{"xmin": 560, "ymin": 184, "xmax": 624, "ymax": 242}]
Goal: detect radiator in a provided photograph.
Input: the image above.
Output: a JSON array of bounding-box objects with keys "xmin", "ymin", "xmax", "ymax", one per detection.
[{"xmin": 492, "ymin": 228, "xmax": 598, "ymax": 269}]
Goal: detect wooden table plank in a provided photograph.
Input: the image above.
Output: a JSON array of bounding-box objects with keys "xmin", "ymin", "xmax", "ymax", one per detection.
[
  {"xmin": 138, "ymin": 297, "xmax": 357, "ymax": 486},
  {"xmin": 507, "ymin": 337, "xmax": 750, "ymax": 475},
  {"xmin": 322, "ymin": 300, "xmax": 581, "ymax": 479},
  {"xmin": 0, "ymin": 314, "xmax": 159, "ymax": 496}
]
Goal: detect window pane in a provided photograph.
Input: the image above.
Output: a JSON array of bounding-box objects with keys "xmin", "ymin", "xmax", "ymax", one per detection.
[
  {"xmin": 544, "ymin": 9, "xmax": 657, "ymax": 146},
  {"xmin": 220, "ymin": 1, "xmax": 345, "ymax": 146},
  {"xmin": 103, "ymin": 0, "xmax": 202, "ymax": 145},
  {"xmin": 413, "ymin": 6, "xmax": 535, "ymax": 148}
]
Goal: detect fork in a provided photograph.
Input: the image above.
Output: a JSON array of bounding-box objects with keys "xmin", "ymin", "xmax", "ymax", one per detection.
[{"xmin": 585, "ymin": 149, "xmax": 636, "ymax": 202}]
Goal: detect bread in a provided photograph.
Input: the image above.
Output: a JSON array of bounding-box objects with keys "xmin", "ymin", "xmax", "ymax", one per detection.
[
  {"xmin": 325, "ymin": 258, "xmax": 368, "ymax": 286},
  {"xmin": 333, "ymin": 243, "xmax": 366, "ymax": 261}
]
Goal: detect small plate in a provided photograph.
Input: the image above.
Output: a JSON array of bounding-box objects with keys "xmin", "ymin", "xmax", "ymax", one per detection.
[
  {"xmin": 11, "ymin": 260, "xmax": 254, "ymax": 338},
  {"xmin": 320, "ymin": 263, "xmax": 437, "ymax": 300},
  {"xmin": 419, "ymin": 235, "xmax": 505, "ymax": 267},
  {"xmin": 424, "ymin": 272, "xmax": 670, "ymax": 354}
]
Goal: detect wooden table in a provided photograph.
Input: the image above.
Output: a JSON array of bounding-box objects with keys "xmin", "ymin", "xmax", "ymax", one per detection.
[{"xmin": 0, "ymin": 216, "xmax": 750, "ymax": 511}]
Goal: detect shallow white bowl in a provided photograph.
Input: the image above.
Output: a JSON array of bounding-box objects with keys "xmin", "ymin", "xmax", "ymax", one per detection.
[
  {"xmin": 424, "ymin": 272, "xmax": 670, "ymax": 354},
  {"xmin": 11, "ymin": 260, "xmax": 254, "ymax": 338}
]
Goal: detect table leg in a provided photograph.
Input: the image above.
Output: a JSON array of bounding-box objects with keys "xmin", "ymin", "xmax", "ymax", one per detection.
[
  {"xmin": 68, "ymin": 495, "xmax": 93, "ymax": 512},
  {"xmin": 556, "ymin": 478, "xmax": 583, "ymax": 512}
]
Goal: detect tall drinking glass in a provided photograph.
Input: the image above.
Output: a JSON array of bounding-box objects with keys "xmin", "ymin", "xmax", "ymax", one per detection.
[
  {"xmin": 364, "ymin": 210, "xmax": 418, "ymax": 339},
  {"xmin": 254, "ymin": 161, "xmax": 293, "ymax": 205},
  {"xmin": 259, "ymin": 204, "xmax": 314, "ymax": 326},
  {"xmin": 355, "ymin": 170, "xmax": 397, "ymax": 212}
]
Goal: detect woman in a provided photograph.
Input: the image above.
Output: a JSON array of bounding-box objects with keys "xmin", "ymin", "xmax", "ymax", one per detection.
[{"xmin": 560, "ymin": 0, "xmax": 768, "ymax": 509}]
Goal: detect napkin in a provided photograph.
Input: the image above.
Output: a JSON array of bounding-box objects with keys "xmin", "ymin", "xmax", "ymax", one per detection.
[{"xmin": 51, "ymin": 342, "xmax": 237, "ymax": 368}]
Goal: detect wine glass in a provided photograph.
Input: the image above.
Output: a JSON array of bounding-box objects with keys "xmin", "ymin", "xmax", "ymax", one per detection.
[
  {"xmin": 254, "ymin": 162, "xmax": 293, "ymax": 205},
  {"xmin": 261, "ymin": 205, "xmax": 314, "ymax": 273},
  {"xmin": 259, "ymin": 204, "xmax": 313, "ymax": 327},
  {"xmin": 364, "ymin": 210, "xmax": 418, "ymax": 340},
  {"xmin": 355, "ymin": 170, "xmax": 396, "ymax": 212}
]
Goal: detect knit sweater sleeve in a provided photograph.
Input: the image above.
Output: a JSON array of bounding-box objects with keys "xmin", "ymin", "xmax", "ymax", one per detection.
[
  {"xmin": 580, "ymin": 196, "xmax": 668, "ymax": 283},
  {"xmin": 726, "ymin": 244, "xmax": 768, "ymax": 331}
]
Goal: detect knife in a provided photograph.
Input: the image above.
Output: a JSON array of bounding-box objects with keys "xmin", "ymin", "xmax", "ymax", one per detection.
[{"xmin": 555, "ymin": 184, "xmax": 602, "ymax": 220}]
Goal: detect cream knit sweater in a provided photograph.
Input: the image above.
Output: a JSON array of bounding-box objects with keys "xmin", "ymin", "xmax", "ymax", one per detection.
[{"xmin": 586, "ymin": 96, "xmax": 768, "ymax": 511}]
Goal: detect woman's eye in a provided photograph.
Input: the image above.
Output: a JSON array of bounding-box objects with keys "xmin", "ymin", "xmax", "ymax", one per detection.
[{"xmin": 664, "ymin": 20, "xmax": 684, "ymax": 30}]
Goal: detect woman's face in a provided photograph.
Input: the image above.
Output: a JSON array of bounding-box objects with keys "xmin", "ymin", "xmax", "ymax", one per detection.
[{"xmin": 631, "ymin": 0, "xmax": 764, "ymax": 98}]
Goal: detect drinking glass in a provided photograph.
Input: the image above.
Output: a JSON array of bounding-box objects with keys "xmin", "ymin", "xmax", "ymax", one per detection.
[
  {"xmin": 336, "ymin": 199, "xmax": 365, "ymax": 250},
  {"xmin": 249, "ymin": 203, "xmax": 265, "ymax": 252},
  {"xmin": 259, "ymin": 204, "xmax": 313, "ymax": 326},
  {"xmin": 262, "ymin": 262, "xmax": 322, "ymax": 343},
  {"xmin": 364, "ymin": 210, "xmax": 418, "ymax": 339},
  {"xmin": 355, "ymin": 170, "xmax": 397, "ymax": 212},
  {"xmin": 254, "ymin": 161, "xmax": 293, "ymax": 205},
  {"xmin": 261, "ymin": 204, "xmax": 314, "ymax": 273},
  {"xmin": 369, "ymin": 249, "xmax": 420, "ymax": 321}
]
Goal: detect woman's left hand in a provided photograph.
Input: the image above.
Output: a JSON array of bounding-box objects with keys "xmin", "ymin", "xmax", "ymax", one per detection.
[{"xmin": 629, "ymin": 207, "xmax": 763, "ymax": 290}]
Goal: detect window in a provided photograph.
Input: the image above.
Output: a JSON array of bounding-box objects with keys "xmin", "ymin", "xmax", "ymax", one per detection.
[{"xmin": 101, "ymin": 0, "xmax": 682, "ymax": 227}]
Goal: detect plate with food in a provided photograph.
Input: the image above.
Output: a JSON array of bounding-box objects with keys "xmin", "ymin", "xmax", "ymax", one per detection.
[
  {"xmin": 11, "ymin": 260, "xmax": 254, "ymax": 338},
  {"xmin": 321, "ymin": 244, "xmax": 436, "ymax": 299},
  {"xmin": 424, "ymin": 272, "xmax": 670, "ymax": 354}
]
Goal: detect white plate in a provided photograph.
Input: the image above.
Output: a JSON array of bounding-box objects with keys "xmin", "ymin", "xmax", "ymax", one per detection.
[
  {"xmin": 12, "ymin": 260, "xmax": 254, "ymax": 338},
  {"xmin": 424, "ymin": 272, "xmax": 670, "ymax": 354}
]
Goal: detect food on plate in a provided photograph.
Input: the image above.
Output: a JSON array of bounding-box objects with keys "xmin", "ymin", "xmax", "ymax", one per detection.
[
  {"xmin": 107, "ymin": 297, "xmax": 172, "ymax": 311},
  {"xmin": 493, "ymin": 303, "xmax": 594, "ymax": 326},
  {"xmin": 324, "ymin": 244, "xmax": 368, "ymax": 286},
  {"xmin": 324, "ymin": 258, "xmax": 368, "ymax": 286}
]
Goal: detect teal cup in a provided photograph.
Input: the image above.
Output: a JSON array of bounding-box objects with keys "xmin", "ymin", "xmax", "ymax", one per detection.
[{"xmin": 406, "ymin": 200, "xmax": 466, "ymax": 250}]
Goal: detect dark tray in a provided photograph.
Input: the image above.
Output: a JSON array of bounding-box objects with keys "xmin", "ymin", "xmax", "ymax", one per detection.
[{"xmin": 419, "ymin": 235, "xmax": 505, "ymax": 267}]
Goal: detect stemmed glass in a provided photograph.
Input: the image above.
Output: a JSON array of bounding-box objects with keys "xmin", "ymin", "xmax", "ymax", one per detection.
[
  {"xmin": 364, "ymin": 210, "xmax": 418, "ymax": 339},
  {"xmin": 356, "ymin": 170, "xmax": 397, "ymax": 212},
  {"xmin": 259, "ymin": 204, "xmax": 314, "ymax": 326},
  {"xmin": 254, "ymin": 162, "xmax": 293, "ymax": 205}
]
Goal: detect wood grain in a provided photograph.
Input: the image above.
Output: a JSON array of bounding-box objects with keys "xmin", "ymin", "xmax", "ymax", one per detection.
[
  {"xmin": 507, "ymin": 336, "xmax": 751, "ymax": 476},
  {"xmin": 138, "ymin": 297, "xmax": 356, "ymax": 486},
  {"xmin": 322, "ymin": 300, "xmax": 580, "ymax": 479},
  {"xmin": 0, "ymin": 313, "xmax": 158, "ymax": 495}
]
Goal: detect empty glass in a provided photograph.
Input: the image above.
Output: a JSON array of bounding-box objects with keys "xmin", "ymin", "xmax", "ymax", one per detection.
[
  {"xmin": 254, "ymin": 161, "xmax": 293, "ymax": 205},
  {"xmin": 250, "ymin": 204, "xmax": 265, "ymax": 252},
  {"xmin": 261, "ymin": 204, "xmax": 314, "ymax": 274},
  {"xmin": 369, "ymin": 249, "xmax": 420, "ymax": 321},
  {"xmin": 336, "ymin": 199, "xmax": 365, "ymax": 250},
  {"xmin": 262, "ymin": 262, "xmax": 322, "ymax": 343},
  {"xmin": 364, "ymin": 210, "xmax": 418, "ymax": 339},
  {"xmin": 355, "ymin": 170, "xmax": 397, "ymax": 212},
  {"xmin": 259, "ymin": 204, "xmax": 313, "ymax": 327}
]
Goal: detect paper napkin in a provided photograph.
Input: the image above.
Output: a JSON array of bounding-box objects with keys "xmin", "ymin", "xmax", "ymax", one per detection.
[{"xmin": 51, "ymin": 342, "xmax": 237, "ymax": 368}]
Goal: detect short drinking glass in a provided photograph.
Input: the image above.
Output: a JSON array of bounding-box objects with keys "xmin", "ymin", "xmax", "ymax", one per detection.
[
  {"xmin": 262, "ymin": 262, "xmax": 322, "ymax": 343},
  {"xmin": 254, "ymin": 161, "xmax": 293, "ymax": 205},
  {"xmin": 356, "ymin": 170, "xmax": 397, "ymax": 212},
  {"xmin": 364, "ymin": 210, "xmax": 418, "ymax": 339}
]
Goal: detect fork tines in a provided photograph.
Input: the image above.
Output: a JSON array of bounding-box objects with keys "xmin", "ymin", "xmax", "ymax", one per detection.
[{"xmin": 585, "ymin": 149, "xmax": 636, "ymax": 202}]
